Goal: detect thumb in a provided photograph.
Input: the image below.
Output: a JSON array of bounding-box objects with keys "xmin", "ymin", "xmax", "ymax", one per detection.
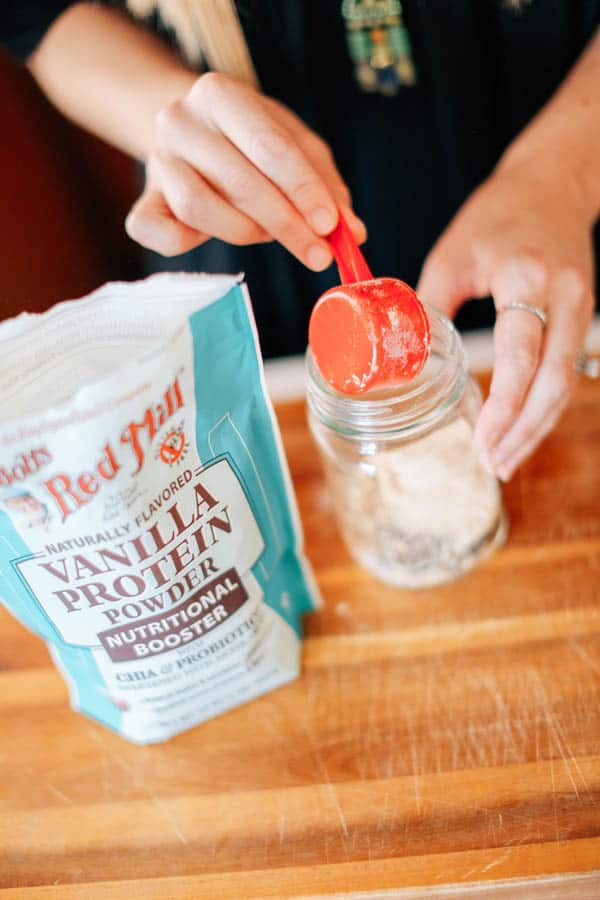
[
  {"xmin": 416, "ymin": 238, "xmax": 478, "ymax": 320},
  {"xmin": 126, "ymin": 188, "xmax": 208, "ymax": 257}
]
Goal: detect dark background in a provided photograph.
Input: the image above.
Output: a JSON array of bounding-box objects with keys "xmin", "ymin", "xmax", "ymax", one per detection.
[{"xmin": 0, "ymin": 47, "xmax": 141, "ymax": 321}]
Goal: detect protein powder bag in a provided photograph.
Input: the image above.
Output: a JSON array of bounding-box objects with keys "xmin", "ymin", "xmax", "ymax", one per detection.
[{"xmin": 0, "ymin": 273, "xmax": 319, "ymax": 743}]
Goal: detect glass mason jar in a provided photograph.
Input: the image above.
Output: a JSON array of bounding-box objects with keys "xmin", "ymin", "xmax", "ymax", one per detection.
[{"xmin": 306, "ymin": 304, "xmax": 507, "ymax": 588}]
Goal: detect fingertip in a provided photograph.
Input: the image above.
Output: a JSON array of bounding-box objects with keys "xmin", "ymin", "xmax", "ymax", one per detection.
[
  {"xmin": 417, "ymin": 253, "xmax": 475, "ymax": 320},
  {"xmin": 354, "ymin": 220, "xmax": 368, "ymax": 245},
  {"xmin": 339, "ymin": 204, "xmax": 367, "ymax": 244},
  {"xmin": 309, "ymin": 206, "xmax": 338, "ymax": 236},
  {"xmin": 124, "ymin": 208, "xmax": 153, "ymax": 248},
  {"xmin": 476, "ymin": 443, "xmax": 496, "ymax": 477},
  {"xmin": 124, "ymin": 212, "xmax": 136, "ymax": 241},
  {"xmin": 126, "ymin": 209, "xmax": 206, "ymax": 257},
  {"xmin": 416, "ymin": 277, "xmax": 456, "ymax": 320},
  {"xmin": 306, "ymin": 243, "xmax": 333, "ymax": 271},
  {"xmin": 473, "ymin": 401, "xmax": 509, "ymax": 461}
]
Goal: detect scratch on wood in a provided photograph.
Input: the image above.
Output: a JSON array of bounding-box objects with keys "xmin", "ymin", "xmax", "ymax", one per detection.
[
  {"xmin": 409, "ymin": 740, "xmax": 422, "ymax": 816},
  {"xmin": 531, "ymin": 667, "xmax": 584, "ymax": 801},
  {"xmin": 548, "ymin": 754, "xmax": 561, "ymax": 843},
  {"xmin": 46, "ymin": 783, "xmax": 72, "ymax": 804},
  {"xmin": 551, "ymin": 716, "xmax": 584, "ymax": 800},
  {"xmin": 151, "ymin": 796, "xmax": 190, "ymax": 847},
  {"xmin": 85, "ymin": 727, "xmax": 114, "ymax": 799},
  {"xmin": 278, "ymin": 814, "xmax": 286, "ymax": 846},
  {"xmin": 461, "ymin": 846, "xmax": 514, "ymax": 880},
  {"xmin": 302, "ymin": 719, "xmax": 350, "ymax": 842},
  {"xmin": 85, "ymin": 725, "xmax": 190, "ymax": 846},
  {"xmin": 325, "ymin": 780, "xmax": 349, "ymax": 839},
  {"xmin": 569, "ymin": 638, "xmax": 600, "ymax": 678}
]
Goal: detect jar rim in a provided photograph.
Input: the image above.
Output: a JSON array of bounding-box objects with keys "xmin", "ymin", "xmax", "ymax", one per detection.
[{"xmin": 305, "ymin": 303, "xmax": 467, "ymax": 438}]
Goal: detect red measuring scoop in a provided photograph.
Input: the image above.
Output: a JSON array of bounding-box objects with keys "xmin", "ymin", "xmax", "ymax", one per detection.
[{"xmin": 308, "ymin": 214, "xmax": 430, "ymax": 394}]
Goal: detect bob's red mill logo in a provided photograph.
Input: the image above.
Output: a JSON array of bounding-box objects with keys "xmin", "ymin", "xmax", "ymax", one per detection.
[{"xmin": 43, "ymin": 377, "xmax": 184, "ymax": 521}]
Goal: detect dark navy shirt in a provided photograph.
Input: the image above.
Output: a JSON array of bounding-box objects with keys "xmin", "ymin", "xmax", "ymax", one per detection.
[{"xmin": 3, "ymin": 1, "xmax": 599, "ymax": 356}]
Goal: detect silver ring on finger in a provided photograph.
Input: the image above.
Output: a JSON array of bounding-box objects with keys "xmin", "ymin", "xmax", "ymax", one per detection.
[
  {"xmin": 574, "ymin": 349, "xmax": 600, "ymax": 380},
  {"xmin": 497, "ymin": 301, "xmax": 548, "ymax": 328}
]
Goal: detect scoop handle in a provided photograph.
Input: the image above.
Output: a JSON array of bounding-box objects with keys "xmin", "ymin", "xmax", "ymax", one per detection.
[{"xmin": 327, "ymin": 213, "xmax": 373, "ymax": 284}]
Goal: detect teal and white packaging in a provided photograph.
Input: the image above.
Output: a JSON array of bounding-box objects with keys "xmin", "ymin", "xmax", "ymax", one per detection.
[{"xmin": 0, "ymin": 273, "xmax": 319, "ymax": 743}]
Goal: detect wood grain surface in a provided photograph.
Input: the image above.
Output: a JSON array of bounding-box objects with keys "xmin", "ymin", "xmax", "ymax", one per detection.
[{"xmin": 1, "ymin": 375, "xmax": 599, "ymax": 898}]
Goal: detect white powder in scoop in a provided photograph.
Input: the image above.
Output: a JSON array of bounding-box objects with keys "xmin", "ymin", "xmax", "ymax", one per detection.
[{"xmin": 381, "ymin": 310, "xmax": 424, "ymax": 362}]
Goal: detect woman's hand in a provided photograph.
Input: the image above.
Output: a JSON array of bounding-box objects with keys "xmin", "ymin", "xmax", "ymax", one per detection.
[
  {"xmin": 417, "ymin": 152, "xmax": 595, "ymax": 481},
  {"xmin": 126, "ymin": 72, "xmax": 365, "ymax": 269}
]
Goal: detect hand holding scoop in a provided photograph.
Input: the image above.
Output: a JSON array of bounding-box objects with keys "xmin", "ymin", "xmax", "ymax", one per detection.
[{"xmin": 308, "ymin": 214, "xmax": 430, "ymax": 394}]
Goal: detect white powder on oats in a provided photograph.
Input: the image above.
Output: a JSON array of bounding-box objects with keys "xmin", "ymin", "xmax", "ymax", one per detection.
[
  {"xmin": 323, "ymin": 416, "xmax": 504, "ymax": 588},
  {"xmin": 376, "ymin": 418, "xmax": 499, "ymax": 541}
]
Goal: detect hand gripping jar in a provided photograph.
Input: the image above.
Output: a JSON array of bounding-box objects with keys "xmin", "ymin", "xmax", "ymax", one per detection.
[{"xmin": 306, "ymin": 305, "xmax": 507, "ymax": 587}]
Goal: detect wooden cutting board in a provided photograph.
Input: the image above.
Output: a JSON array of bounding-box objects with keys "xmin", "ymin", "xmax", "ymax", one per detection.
[{"xmin": 1, "ymin": 375, "xmax": 599, "ymax": 898}]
